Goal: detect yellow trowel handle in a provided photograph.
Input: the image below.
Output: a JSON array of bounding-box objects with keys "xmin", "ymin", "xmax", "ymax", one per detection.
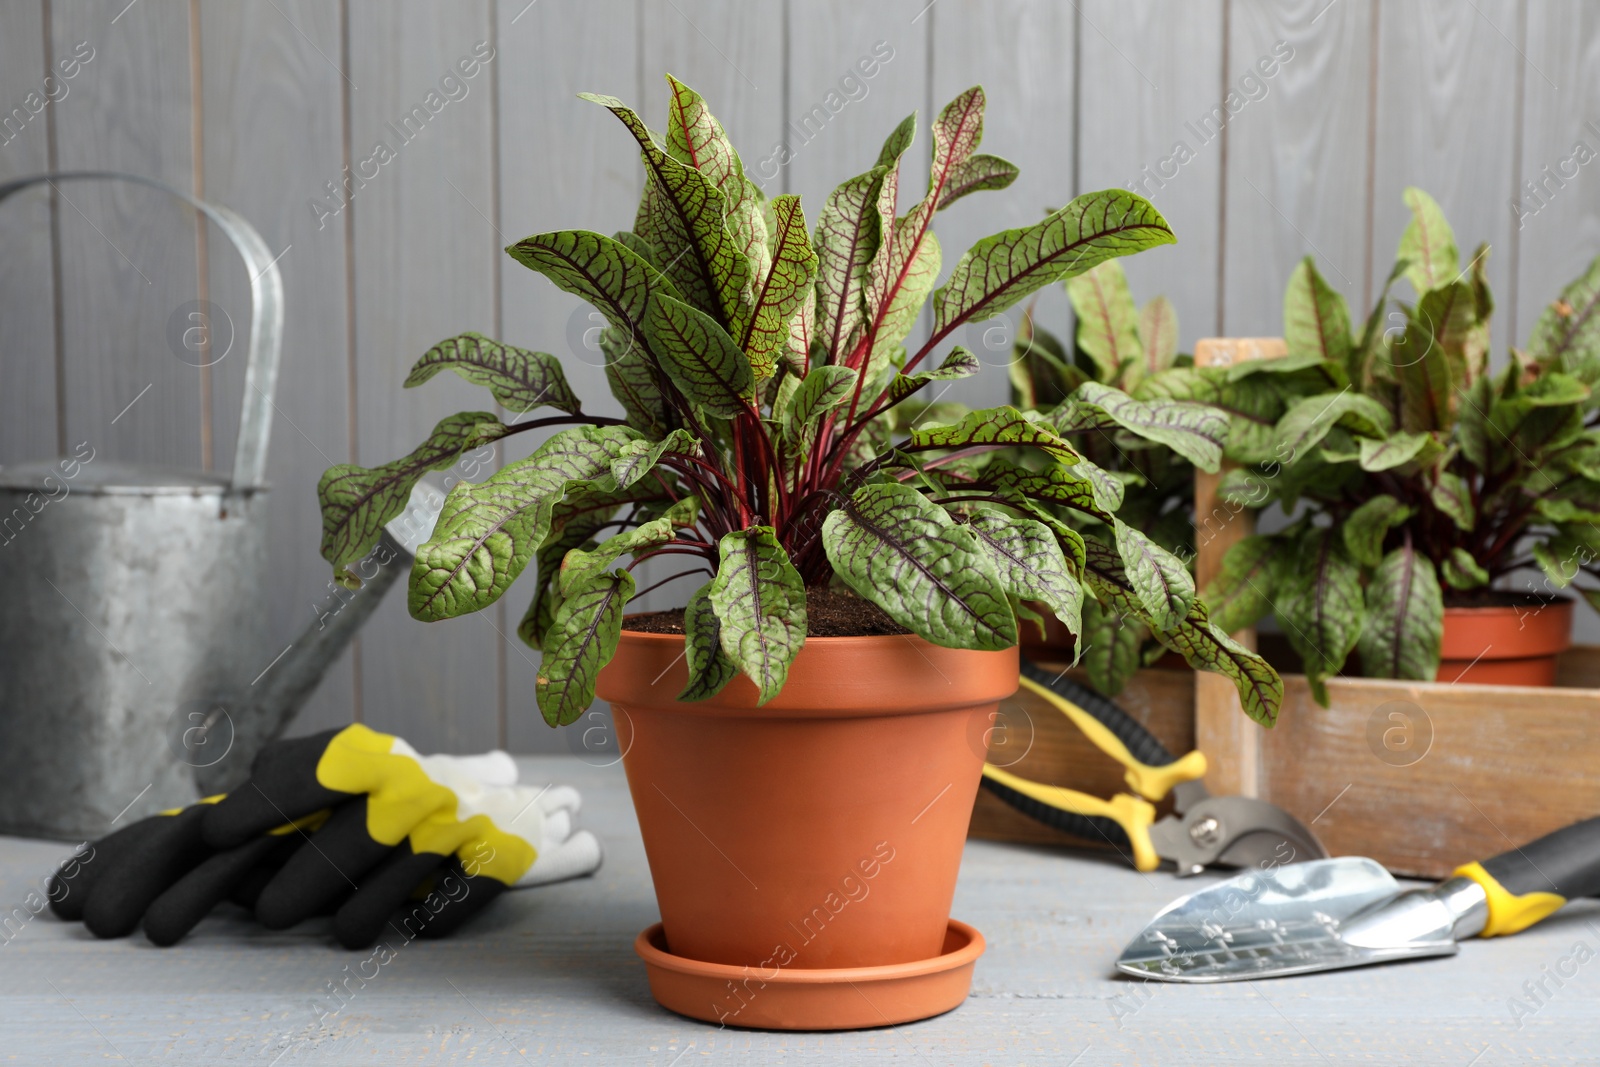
[{"xmin": 1453, "ymin": 816, "xmax": 1600, "ymax": 937}]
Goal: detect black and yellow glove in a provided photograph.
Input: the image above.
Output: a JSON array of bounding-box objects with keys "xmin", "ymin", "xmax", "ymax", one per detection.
[
  {"xmin": 202, "ymin": 724, "xmax": 593, "ymax": 946},
  {"xmin": 48, "ymin": 725, "xmax": 601, "ymax": 948}
]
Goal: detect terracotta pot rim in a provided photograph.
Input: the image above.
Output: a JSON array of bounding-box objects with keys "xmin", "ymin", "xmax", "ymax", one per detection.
[
  {"xmin": 1441, "ymin": 597, "xmax": 1573, "ymax": 618},
  {"xmin": 634, "ymin": 920, "xmax": 984, "ymax": 984}
]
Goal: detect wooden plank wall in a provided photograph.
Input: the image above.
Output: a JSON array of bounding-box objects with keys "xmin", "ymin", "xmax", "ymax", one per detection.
[{"xmin": 1, "ymin": 0, "xmax": 1595, "ymax": 753}]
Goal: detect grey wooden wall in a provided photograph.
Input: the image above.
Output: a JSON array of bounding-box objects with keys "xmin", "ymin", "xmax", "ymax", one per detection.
[{"xmin": 2, "ymin": 0, "xmax": 1596, "ymax": 753}]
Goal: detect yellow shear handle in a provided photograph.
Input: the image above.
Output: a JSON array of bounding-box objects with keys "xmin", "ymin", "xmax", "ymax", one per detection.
[
  {"xmin": 1017, "ymin": 675, "xmax": 1207, "ymax": 802},
  {"xmin": 982, "ymin": 765, "xmax": 1161, "ymax": 872}
]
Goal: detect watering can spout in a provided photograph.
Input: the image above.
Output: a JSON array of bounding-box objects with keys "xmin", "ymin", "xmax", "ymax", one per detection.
[{"xmin": 194, "ymin": 480, "xmax": 448, "ymax": 794}]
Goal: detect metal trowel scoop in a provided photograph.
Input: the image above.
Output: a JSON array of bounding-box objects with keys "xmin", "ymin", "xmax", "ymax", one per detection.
[{"xmin": 1117, "ymin": 817, "xmax": 1600, "ymax": 982}]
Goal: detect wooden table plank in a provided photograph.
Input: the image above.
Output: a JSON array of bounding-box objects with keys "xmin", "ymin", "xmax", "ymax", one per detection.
[{"xmin": 1, "ymin": 755, "xmax": 1596, "ymax": 1063}]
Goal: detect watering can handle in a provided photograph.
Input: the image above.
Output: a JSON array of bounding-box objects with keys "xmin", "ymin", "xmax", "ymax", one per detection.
[{"xmin": 0, "ymin": 171, "xmax": 284, "ymax": 491}]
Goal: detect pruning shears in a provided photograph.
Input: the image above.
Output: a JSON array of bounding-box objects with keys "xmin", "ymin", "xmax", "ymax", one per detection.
[{"xmin": 981, "ymin": 658, "xmax": 1328, "ymax": 875}]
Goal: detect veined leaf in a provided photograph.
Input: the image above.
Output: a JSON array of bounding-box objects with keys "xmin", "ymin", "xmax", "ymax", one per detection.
[
  {"xmin": 1072, "ymin": 380, "xmax": 1226, "ymax": 472},
  {"xmin": 1113, "ymin": 517, "xmax": 1195, "ymax": 630},
  {"xmin": 610, "ymin": 428, "xmax": 701, "ymax": 489},
  {"xmin": 1528, "ymin": 254, "xmax": 1600, "ymax": 381},
  {"xmin": 877, "ymin": 112, "xmax": 916, "ymax": 168},
  {"xmin": 933, "ymin": 189, "xmax": 1176, "ymax": 336},
  {"xmin": 559, "ymin": 506, "xmax": 686, "ymax": 595},
  {"xmin": 785, "ymin": 365, "xmax": 857, "ymax": 441},
  {"xmin": 783, "ymin": 286, "xmax": 815, "ymax": 377},
  {"xmin": 1201, "ymin": 534, "xmax": 1281, "ymax": 636},
  {"xmin": 1066, "ymin": 259, "xmax": 1142, "ymax": 384},
  {"xmin": 408, "ymin": 425, "xmax": 641, "ymax": 621},
  {"xmin": 1139, "ymin": 295, "xmax": 1179, "ymax": 375},
  {"xmin": 1274, "ymin": 391, "xmax": 1392, "ymax": 459},
  {"xmin": 517, "ymin": 481, "xmax": 653, "ymax": 650},
  {"xmin": 318, "ymin": 411, "xmax": 506, "ymax": 575},
  {"xmin": 642, "ymin": 294, "xmax": 755, "ymax": 417},
  {"xmin": 582, "ymin": 93, "xmax": 751, "ymax": 332},
  {"xmin": 977, "ymin": 455, "xmax": 1123, "ymax": 518},
  {"xmin": 679, "ymin": 582, "xmax": 739, "ymax": 701},
  {"xmin": 1136, "ymin": 366, "xmax": 1283, "ymax": 465},
  {"xmin": 601, "ymin": 326, "xmax": 672, "ymax": 436},
  {"xmin": 1080, "ymin": 535, "xmax": 1280, "ymax": 725},
  {"xmin": 537, "ymin": 568, "xmax": 633, "ymax": 726},
  {"xmin": 1278, "ymin": 528, "xmax": 1364, "ymax": 705},
  {"xmin": 405, "ymin": 332, "xmax": 581, "ymax": 417},
  {"xmin": 1283, "ymin": 256, "xmax": 1352, "ymax": 369},
  {"xmin": 1357, "ymin": 431, "xmax": 1434, "ymax": 472},
  {"xmin": 1353, "ymin": 257, "xmax": 1410, "ymax": 386},
  {"xmin": 662, "ymin": 74, "xmax": 768, "ymax": 293},
  {"xmin": 1342, "ymin": 494, "xmax": 1412, "ymax": 568},
  {"xmin": 1430, "ymin": 471, "xmax": 1474, "ymax": 531},
  {"xmin": 739, "ymin": 194, "xmax": 817, "ymax": 375},
  {"xmin": 822, "ymin": 482, "xmax": 1017, "ymax": 650},
  {"xmin": 1442, "ymin": 547, "xmax": 1490, "ymax": 590},
  {"xmin": 905, "ymin": 406, "xmax": 1081, "ymax": 465},
  {"xmin": 1357, "ymin": 542, "xmax": 1442, "ymax": 682},
  {"xmin": 707, "ymin": 527, "xmax": 807, "ymax": 704},
  {"xmin": 882, "ymin": 346, "xmax": 980, "ymax": 407},
  {"xmin": 962, "ymin": 506, "xmax": 1084, "ymax": 640},
  {"xmin": 1079, "ymin": 596, "xmax": 1144, "ymax": 695},
  {"xmin": 938, "ymin": 154, "xmax": 1020, "ymax": 211},
  {"xmin": 507, "ymin": 230, "xmax": 675, "ymax": 345},
  {"xmin": 1398, "ymin": 186, "xmax": 1459, "ymax": 295},
  {"xmin": 813, "ymin": 166, "xmax": 888, "ymax": 363}
]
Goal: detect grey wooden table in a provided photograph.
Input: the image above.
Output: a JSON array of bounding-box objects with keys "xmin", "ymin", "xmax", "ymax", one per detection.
[{"xmin": 1, "ymin": 757, "xmax": 1595, "ymax": 1065}]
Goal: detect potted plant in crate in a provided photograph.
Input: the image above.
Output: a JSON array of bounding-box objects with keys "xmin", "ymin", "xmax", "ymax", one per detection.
[
  {"xmin": 1206, "ymin": 187, "xmax": 1600, "ymax": 698},
  {"xmin": 316, "ymin": 78, "xmax": 1281, "ymax": 1028},
  {"xmin": 1008, "ymin": 264, "xmax": 1233, "ymax": 696}
]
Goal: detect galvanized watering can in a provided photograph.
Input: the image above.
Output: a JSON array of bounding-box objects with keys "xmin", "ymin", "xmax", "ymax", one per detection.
[{"xmin": 0, "ymin": 172, "xmax": 432, "ymax": 842}]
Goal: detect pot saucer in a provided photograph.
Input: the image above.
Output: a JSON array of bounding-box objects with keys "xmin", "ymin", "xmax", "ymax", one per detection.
[{"xmin": 633, "ymin": 919, "xmax": 985, "ymax": 1031}]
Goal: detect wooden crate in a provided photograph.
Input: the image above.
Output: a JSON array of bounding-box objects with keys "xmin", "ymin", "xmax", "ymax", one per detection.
[
  {"xmin": 967, "ymin": 666, "xmax": 1195, "ymax": 851},
  {"xmin": 1191, "ymin": 337, "xmax": 1600, "ymax": 880}
]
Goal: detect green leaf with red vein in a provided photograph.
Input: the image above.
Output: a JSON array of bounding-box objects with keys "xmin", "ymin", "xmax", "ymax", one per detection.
[
  {"xmin": 680, "ymin": 581, "xmax": 739, "ymax": 701},
  {"xmin": 1139, "ymin": 295, "xmax": 1179, "ymax": 375},
  {"xmin": 1113, "ymin": 517, "xmax": 1194, "ymax": 630},
  {"xmin": 642, "ymin": 294, "xmax": 755, "ymax": 417},
  {"xmin": 507, "ymin": 229, "xmax": 676, "ymax": 346},
  {"xmin": 318, "ymin": 411, "xmax": 507, "ymax": 576},
  {"xmin": 1079, "ymin": 535, "xmax": 1280, "ymax": 726},
  {"xmin": 961, "ymin": 506, "xmax": 1083, "ymax": 641},
  {"xmin": 812, "ymin": 166, "xmax": 888, "ymax": 364},
  {"xmin": 739, "ymin": 194, "xmax": 817, "ymax": 376},
  {"xmin": 905, "ymin": 406, "xmax": 1081, "ymax": 465},
  {"xmin": 881, "ymin": 346, "xmax": 980, "ymax": 408},
  {"xmin": 1283, "ymin": 256, "xmax": 1351, "ymax": 370},
  {"xmin": 1356, "ymin": 543, "xmax": 1442, "ymax": 683},
  {"xmin": 1278, "ymin": 527, "xmax": 1364, "ymax": 705},
  {"xmin": 976, "ymin": 455, "xmax": 1123, "ymax": 519},
  {"xmin": 537, "ymin": 567, "xmax": 633, "ymax": 726},
  {"xmin": 1071, "ymin": 380, "xmax": 1227, "ymax": 472},
  {"xmin": 933, "ymin": 189, "xmax": 1176, "ymax": 336},
  {"xmin": 1200, "ymin": 534, "xmax": 1282, "ymax": 636},
  {"xmin": 1066, "ymin": 259, "xmax": 1141, "ymax": 384},
  {"xmin": 582, "ymin": 92, "xmax": 751, "ymax": 331},
  {"xmin": 938, "ymin": 154, "xmax": 1019, "ymax": 211},
  {"xmin": 822, "ymin": 482, "xmax": 1017, "ymax": 650},
  {"xmin": 408, "ymin": 425, "xmax": 642, "ymax": 622},
  {"xmin": 708, "ymin": 526, "xmax": 807, "ymax": 704},
  {"xmin": 405, "ymin": 332, "xmax": 582, "ymax": 417},
  {"xmin": 1397, "ymin": 186, "xmax": 1458, "ymax": 295},
  {"xmin": 1528, "ymin": 253, "xmax": 1600, "ymax": 383}
]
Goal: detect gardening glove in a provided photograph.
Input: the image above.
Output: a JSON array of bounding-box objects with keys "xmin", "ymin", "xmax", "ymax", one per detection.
[
  {"xmin": 329, "ymin": 780, "xmax": 602, "ymax": 949},
  {"xmin": 201, "ymin": 723, "xmax": 599, "ymax": 945},
  {"xmin": 45, "ymin": 799, "xmax": 329, "ymax": 943}
]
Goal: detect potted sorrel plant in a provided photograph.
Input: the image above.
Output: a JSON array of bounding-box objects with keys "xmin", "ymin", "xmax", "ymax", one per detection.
[
  {"xmin": 1205, "ymin": 187, "xmax": 1600, "ymax": 698},
  {"xmin": 317, "ymin": 77, "xmax": 1281, "ymax": 1029},
  {"xmin": 1008, "ymin": 263, "xmax": 1231, "ymax": 695}
]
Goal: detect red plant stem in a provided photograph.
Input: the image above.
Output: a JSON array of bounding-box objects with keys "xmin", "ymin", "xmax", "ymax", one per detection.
[{"xmin": 629, "ymin": 567, "xmax": 713, "ymax": 601}]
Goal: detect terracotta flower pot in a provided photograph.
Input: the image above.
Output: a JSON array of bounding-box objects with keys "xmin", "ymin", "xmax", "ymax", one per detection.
[
  {"xmin": 597, "ymin": 629, "xmax": 1017, "ymax": 1028},
  {"xmin": 1435, "ymin": 597, "xmax": 1574, "ymax": 685}
]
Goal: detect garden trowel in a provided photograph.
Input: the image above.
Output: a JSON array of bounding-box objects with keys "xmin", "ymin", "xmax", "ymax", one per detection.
[{"xmin": 1117, "ymin": 816, "xmax": 1600, "ymax": 982}]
